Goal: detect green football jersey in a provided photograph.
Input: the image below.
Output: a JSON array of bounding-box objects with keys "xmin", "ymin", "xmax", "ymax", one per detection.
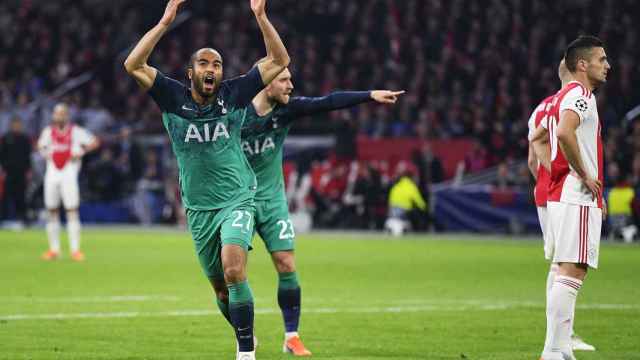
[
  {"xmin": 241, "ymin": 92, "xmax": 372, "ymax": 201},
  {"xmin": 241, "ymin": 105, "xmax": 291, "ymax": 201},
  {"xmin": 148, "ymin": 69, "xmax": 265, "ymax": 210}
]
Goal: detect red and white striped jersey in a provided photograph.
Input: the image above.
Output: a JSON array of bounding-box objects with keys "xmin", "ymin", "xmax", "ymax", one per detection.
[
  {"xmin": 38, "ymin": 124, "xmax": 95, "ymax": 179},
  {"xmin": 546, "ymin": 81, "xmax": 603, "ymax": 208},
  {"xmin": 527, "ymin": 95, "xmax": 554, "ymax": 207}
]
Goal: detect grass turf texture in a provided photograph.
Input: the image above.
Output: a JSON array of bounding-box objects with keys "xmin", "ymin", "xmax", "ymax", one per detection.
[{"xmin": 0, "ymin": 229, "xmax": 638, "ymax": 360}]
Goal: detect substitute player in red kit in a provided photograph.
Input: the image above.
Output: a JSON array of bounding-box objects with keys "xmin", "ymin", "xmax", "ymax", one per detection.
[
  {"xmin": 38, "ymin": 103, "xmax": 99, "ymax": 261},
  {"xmin": 539, "ymin": 35, "xmax": 610, "ymax": 360}
]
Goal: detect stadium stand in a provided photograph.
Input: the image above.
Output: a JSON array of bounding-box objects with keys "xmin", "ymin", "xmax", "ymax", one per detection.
[{"xmin": 1, "ymin": 0, "xmax": 639, "ymax": 236}]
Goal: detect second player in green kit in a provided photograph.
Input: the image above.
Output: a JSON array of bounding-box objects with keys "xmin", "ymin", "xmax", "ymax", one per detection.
[{"xmin": 242, "ymin": 66, "xmax": 404, "ymax": 355}]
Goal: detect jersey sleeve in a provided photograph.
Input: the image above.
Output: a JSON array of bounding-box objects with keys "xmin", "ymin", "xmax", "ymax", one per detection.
[
  {"xmin": 148, "ymin": 71, "xmax": 186, "ymax": 112},
  {"xmin": 37, "ymin": 127, "xmax": 51, "ymax": 150},
  {"xmin": 559, "ymin": 87, "xmax": 589, "ymax": 125},
  {"xmin": 74, "ymin": 126, "xmax": 96, "ymax": 146},
  {"xmin": 285, "ymin": 91, "xmax": 372, "ymax": 119},
  {"xmin": 527, "ymin": 103, "xmax": 543, "ymax": 141},
  {"xmin": 223, "ymin": 67, "xmax": 264, "ymax": 108}
]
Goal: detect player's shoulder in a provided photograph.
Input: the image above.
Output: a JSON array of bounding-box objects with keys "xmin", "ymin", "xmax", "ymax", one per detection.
[
  {"xmin": 558, "ymin": 81, "xmax": 591, "ymax": 101},
  {"xmin": 39, "ymin": 125, "xmax": 52, "ymax": 136},
  {"xmin": 541, "ymin": 95, "xmax": 555, "ymax": 106}
]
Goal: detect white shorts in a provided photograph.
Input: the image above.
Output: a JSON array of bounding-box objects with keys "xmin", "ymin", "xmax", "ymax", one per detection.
[
  {"xmin": 44, "ymin": 176, "xmax": 80, "ymax": 210},
  {"xmin": 547, "ymin": 201, "xmax": 602, "ymax": 269},
  {"xmin": 536, "ymin": 206, "xmax": 554, "ymax": 260}
]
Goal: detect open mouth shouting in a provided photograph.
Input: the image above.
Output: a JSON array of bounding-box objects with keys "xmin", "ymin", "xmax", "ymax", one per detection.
[{"xmin": 203, "ymin": 73, "xmax": 215, "ymax": 92}]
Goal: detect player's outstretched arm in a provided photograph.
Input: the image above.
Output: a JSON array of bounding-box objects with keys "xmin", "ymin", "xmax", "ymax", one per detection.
[
  {"xmin": 370, "ymin": 90, "xmax": 406, "ymax": 104},
  {"xmin": 124, "ymin": 0, "xmax": 186, "ymax": 90},
  {"xmin": 251, "ymin": 0, "xmax": 291, "ymax": 85},
  {"xmin": 557, "ymin": 110, "xmax": 601, "ymax": 199},
  {"xmin": 290, "ymin": 90, "xmax": 405, "ymax": 117}
]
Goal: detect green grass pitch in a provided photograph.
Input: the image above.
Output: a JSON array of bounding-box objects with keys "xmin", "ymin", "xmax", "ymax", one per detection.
[{"xmin": 0, "ymin": 228, "xmax": 639, "ymax": 359}]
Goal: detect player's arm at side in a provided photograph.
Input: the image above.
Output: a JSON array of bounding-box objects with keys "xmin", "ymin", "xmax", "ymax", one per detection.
[
  {"xmin": 251, "ymin": 0, "xmax": 290, "ymax": 85},
  {"xmin": 556, "ymin": 109, "xmax": 601, "ymax": 198},
  {"xmin": 123, "ymin": 0, "xmax": 185, "ymax": 90},
  {"xmin": 36, "ymin": 127, "xmax": 52, "ymax": 157},
  {"xmin": 527, "ymin": 144, "xmax": 538, "ymax": 180},
  {"xmin": 288, "ymin": 90, "xmax": 405, "ymax": 118},
  {"xmin": 529, "ymin": 125, "xmax": 550, "ymax": 173},
  {"xmin": 73, "ymin": 128, "xmax": 100, "ymax": 160}
]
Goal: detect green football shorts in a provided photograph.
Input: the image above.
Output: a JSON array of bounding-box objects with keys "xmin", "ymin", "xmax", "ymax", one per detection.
[
  {"xmin": 186, "ymin": 199, "xmax": 256, "ymax": 280},
  {"xmin": 255, "ymin": 194, "xmax": 295, "ymax": 253}
]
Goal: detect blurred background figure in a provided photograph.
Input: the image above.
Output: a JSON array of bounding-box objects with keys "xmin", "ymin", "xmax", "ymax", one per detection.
[
  {"xmin": 385, "ymin": 161, "xmax": 428, "ymax": 236},
  {"xmin": 0, "ymin": 116, "xmax": 32, "ymax": 229}
]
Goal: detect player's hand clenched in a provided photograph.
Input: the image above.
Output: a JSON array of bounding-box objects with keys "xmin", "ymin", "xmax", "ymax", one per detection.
[
  {"xmin": 251, "ymin": 0, "xmax": 266, "ymax": 17},
  {"xmin": 581, "ymin": 176, "xmax": 602, "ymax": 201},
  {"xmin": 371, "ymin": 90, "xmax": 406, "ymax": 104},
  {"xmin": 159, "ymin": 0, "xmax": 186, "ymax": 27}
]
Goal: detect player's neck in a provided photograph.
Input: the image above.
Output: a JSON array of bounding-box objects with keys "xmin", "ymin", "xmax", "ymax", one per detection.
[
  {"xmin": 55, "ymin": 123, "xmax": 69, "ymax": 131},
  {"xmin": 252, "ymin": 90, "xmax": 275, "ymax": 117},
  {"xmin": 573, "ymin": 73, "xmax": 595, "ymax": 91},
  {"xmin": 190, "ymin": 88, "xmax": 215, "ymax": 107}
]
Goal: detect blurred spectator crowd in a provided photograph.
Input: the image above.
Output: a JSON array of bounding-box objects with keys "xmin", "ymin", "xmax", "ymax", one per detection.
[{"xmin": 1, "ymin": 0, "xmax": 639, "ymax": 234}]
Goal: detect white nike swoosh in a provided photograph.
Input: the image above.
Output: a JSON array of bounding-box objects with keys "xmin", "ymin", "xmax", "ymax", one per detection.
[{"xmin": 182, "ymin": 105, "xmax": 194, "ymax": 111}]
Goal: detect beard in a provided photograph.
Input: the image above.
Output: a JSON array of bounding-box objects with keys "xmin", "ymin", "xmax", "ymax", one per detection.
[{"xmin": 192, "ymin": 77, "xmax": 218, "ymax": 100}]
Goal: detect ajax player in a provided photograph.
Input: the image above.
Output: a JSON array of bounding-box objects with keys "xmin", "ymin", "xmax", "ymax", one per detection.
[
  {"xmin": 37, "ymin": 103, "xmax": 99, "ymax": 261},
  {"xmin": 540, "ymin": 35, "xmax": 610, "ymax": 360}
]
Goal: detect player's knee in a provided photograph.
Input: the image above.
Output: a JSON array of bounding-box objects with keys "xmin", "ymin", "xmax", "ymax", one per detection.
[
  {"xmin": 273, "ymin": 252, "xmax": 296, "ymax": 273},
  {"xmin": 558, "ymin": 262, "xmax": 588, "ymax": 280},
  {"xmin": 47, "ymin": 209, "xmax": 59, "ymax": 220},
  {"xmin": 223, "ymin": 263, "xmax": 246, "ymax": 283}
]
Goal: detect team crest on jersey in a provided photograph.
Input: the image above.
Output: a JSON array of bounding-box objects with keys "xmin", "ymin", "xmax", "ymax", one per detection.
[
  {"xmin": 575, "ymin": 98, "xmax": 588, "ymax": 112},
  {"xmin": 217, "ymin": 97, "xmax": 228, "ymax": 114}
]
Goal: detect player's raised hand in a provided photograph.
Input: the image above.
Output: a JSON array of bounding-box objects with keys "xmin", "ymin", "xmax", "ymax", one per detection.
[
  {"xmin": 159, "ymin": 0, "xmax": 186, "ymax": 26},
  {"xmin": 371, "ymin": 90, "xmax": 406, "ymax": 104},
  {"xmin": 581, "ymin": 177, "xmax": 602, "ymax": 201},
  {"xmin": 251, "ymin": 0, "xmax": 266, "ymax": 17}
]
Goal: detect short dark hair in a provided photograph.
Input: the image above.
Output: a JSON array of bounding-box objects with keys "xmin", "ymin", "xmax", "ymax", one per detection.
[{"xmin": 564, "ymin": 35, "xmax": 605, "ymax": 72}]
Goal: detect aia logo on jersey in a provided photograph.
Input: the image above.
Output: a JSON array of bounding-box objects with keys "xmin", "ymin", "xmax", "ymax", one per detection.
[
  {"xmin": 184, "ymin": 122, "xmax": 230, "ymax": 143},
  {"xmin": 575, "ymin": 98, "xmax": 588, "ymax": 112},
  {"xmin": 242, "ymin": 137, "xmax": 276, "ymax": 155}
]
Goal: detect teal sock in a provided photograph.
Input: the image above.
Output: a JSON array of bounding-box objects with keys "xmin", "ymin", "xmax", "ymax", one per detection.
[
  {"xmin": 228, "ymin": 281, "xmax": 254, "ymax": 352},
  {"xmin": 215, "ymin": 298, "xmax": 232, "ymax": 326},
  {"xmin": 278, "ymin": 271, "xmax": 299, "ymax": 290},
  {"xmin": 228, "ymin": 280, "xmax": 254, "ymax": 304}
]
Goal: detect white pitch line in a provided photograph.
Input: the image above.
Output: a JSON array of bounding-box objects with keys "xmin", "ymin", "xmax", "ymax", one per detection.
[
  {"xmin": 1, "ymin": 303, "xmax": 638, "ymax": 322},
  {"xmin": 0, "ymin": 295, "xmax": 181, "ymax": 303}
]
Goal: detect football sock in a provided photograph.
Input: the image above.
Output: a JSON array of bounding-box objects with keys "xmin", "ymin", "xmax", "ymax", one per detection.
[
  {"xmin": 46, "ymin": 215, "xmax": 61, "ymax": 253},
  {"xmin": 215, "ymin": 297, "xmax": 232, "ymax": 326},
  {"xmin": 546, "ymin": 263, "xmax": 559, "ymax": 301},
  {"xmin": 278, "ymin": 272, "xmax": 301, "ymax": 334},
  {"xmin": 543, "ymin": 275, "xmax": 582, "ymax": 356},
  {"xmin": 67, "ymin": 211, "xmax": 81, "ymax": 253},
  {"xmin": 228, "ymin": 280, "xmax": 254, "ymax": 352}
]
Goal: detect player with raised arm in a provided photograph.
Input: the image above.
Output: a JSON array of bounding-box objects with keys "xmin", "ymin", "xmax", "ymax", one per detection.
[
  {"xmin": 539, "ymin": 36, "xmax": 610, "ymax": 360},
  {"xmin": 123, "ymin": 1, "xmax": 290, "ymax": 359},
  {"xmin": 241, "ymin": 65, "xmax": 404, "ymax": 356},
  {"xmin": 528, "ymin": 60, "xmax": 595, "ymax": 353},
  {"xmin": 38, "ymin": 103, "xmax": 99, "ymax": 261}
]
